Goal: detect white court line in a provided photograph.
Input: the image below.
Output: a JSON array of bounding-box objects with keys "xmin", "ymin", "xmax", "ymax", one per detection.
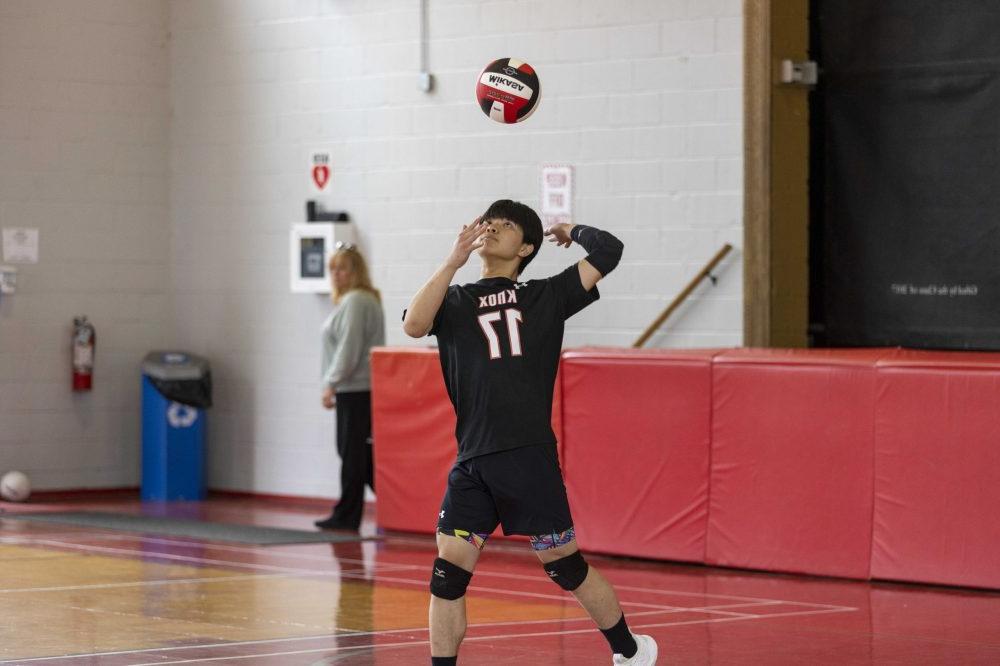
[
  {"xmin": 0, "ymin": 537, "xmax": 376, "ymax": 577},
  {"xmin": 611, "ymin": 582, "xmax": 858, "ymax": 611},
  {"xmin": 0, "ymin": 604, "xmax": 766, "ymax": 664},
  {"xmin": 0, "ymin": 536, "xmax": 414, "ymax": 580},
  {"xmin": 0, "ymin": 604, "xmax": 783, "ymax": 665},
  {"xmin": 0, "ymin": 534, "xmax": 409, "ymax": 572},
  {"xmin": 0, "ymin": 564, "xmax": 419, "ymax": 595},
  {"xmin": 75, "ymin": 534, "xmax": 383, "ymax": 563},
  {"xmin": 103, "ymin": 537, "xmax": 853, "ymax": 613},
  {"xmin": 333, "ymin": 570, "xmax": 824, "ymax": 617},
  {"xmin": 0, "ymin": 538, "xmax": 697, "ymax": 648},
  {"xmin": 118, "ymin": 606, "xmax": 858, "ymax": 666},
  {"xmin": 632, "ymin": 606, "xmax": 858, "ymax": 629},
  {"xmin": 0, "ymin": 533, "xmax": 364, "ymax": 562},
  {"xmin": 341, "ymin": 571, "xmax": 680, "ymax": 611},
  {"xmin": 3, "ymin": 530, "xmax": 384, "ymax": 553},
  {"xmin": 0, "ymin": 535, "xmax": 858, "ymax": 614},
  {"xmin": 2, "ymin": 534, "xmax": 857, "ymax": 613},
  {"xmin": 143, "ymin": 539, "xmax": 855, "ymax": 613},
  {"xmin": 0, "ymin": 536, "xmax": 682, "ymax": 613},
  {"xmin": 0, "ymin": 573, "xmax": 296, "ymax": 594},
  {"xmin": 122, "ymin": 639, "xmax": 438, "ymax": 666},
  {"xmin": 448, "ymin": 569, "xmax": 857, "ymax": 612},
  {"xmin": 0, "ymin": 535, "xmax": 861, "ymax": 664},
  {"xmin": 0, "ymin": 540, "xmax": 673, "ymax": 613},
  {"xmin": 0, "ymin": 601, "xmax": 847, "ymax": 664},
  {"xmin": 128, "ymin": 542, "xmax": 850, "ymax": 611}
]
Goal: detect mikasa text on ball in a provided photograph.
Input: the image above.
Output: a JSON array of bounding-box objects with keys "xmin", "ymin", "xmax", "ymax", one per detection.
[{"xmin": 476, "ymin": 58, "xmax": 541, "ymax": 124}]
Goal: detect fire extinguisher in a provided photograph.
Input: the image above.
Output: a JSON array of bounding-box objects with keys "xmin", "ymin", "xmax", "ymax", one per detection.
[{"xmin": 72, "ymin": 316, "xmax": 95, "ymax": 392}]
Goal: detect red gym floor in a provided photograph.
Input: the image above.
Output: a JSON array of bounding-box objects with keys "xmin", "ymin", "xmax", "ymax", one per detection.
[{"xmin": 1, "ymin": 496, "xmax": 999, "ymax": 665}]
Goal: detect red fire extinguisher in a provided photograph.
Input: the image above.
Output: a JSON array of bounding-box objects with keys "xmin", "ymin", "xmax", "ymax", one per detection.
[{"xmin": 72, "ymin": 316, "xmax": 95, "ymax": 392}]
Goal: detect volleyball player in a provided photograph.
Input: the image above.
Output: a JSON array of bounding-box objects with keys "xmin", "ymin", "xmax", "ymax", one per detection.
[{"xmin": 403, "ymin": 199, "xmax": 658, "ymax": 665}]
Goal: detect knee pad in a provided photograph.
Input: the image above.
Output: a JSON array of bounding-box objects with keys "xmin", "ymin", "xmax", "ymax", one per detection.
[
  {"xmin": 430, "ymin": 557, "xmax": 473, "ymax": 600},
  {"xmin": 543, "ymin": 550, "xmax": 589, "ymax": 591}
]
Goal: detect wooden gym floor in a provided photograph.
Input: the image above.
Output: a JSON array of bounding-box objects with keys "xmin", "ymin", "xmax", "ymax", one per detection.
[{"xmin": 1, "ymin": 496, "xmax": 999, "ymax": 665}]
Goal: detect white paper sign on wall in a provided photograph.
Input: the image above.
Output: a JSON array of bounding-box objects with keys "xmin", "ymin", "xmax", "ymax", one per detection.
[
  {"xmin": 540, "ymin": 165, "xmax": 573, "ymax": 226},
  {"xmin": 310, "ymin": 151, "xmax": 332, "ymax": 193},
  {"xmin": 2, "ymin": 228, "xmax": 39, "ymax": 264}
]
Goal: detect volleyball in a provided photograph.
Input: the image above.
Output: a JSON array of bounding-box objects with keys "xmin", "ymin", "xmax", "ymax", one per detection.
[
  {"xmin": 0, "ymin": 470, "xmax": 31, "ymax": 502},
  {"xmin": 475, "ymin": 57, "xmax": 541, "ymax": 124}
]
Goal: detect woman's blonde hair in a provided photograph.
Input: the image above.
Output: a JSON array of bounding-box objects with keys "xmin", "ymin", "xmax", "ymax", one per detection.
[{"xmin": 329, "ymin": 245, "xmax": 381, "ymax": 304}]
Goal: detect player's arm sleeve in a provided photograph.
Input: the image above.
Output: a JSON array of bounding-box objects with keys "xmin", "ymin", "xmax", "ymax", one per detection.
[
  {"xmin": 570, "ymin": 225, "xmax": 624, "ymax": 278},
  {"xmin": 324, "ymin": 297, "xmax": 367, "ymax": 387},
  {"xmin": 551, "ymin": 264, "xmax": 600, "ymax": 320}
]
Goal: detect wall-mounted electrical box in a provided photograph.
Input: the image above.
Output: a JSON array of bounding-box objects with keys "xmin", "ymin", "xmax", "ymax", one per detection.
[{"xmin": 289, "ymin": 221, "xmax": 356, "ymax": 293}]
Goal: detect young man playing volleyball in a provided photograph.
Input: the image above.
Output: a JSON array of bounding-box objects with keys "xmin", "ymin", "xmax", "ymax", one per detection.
[{"xmin": 403, "ymin": 200, "xmax": 658, "ymax": 665}]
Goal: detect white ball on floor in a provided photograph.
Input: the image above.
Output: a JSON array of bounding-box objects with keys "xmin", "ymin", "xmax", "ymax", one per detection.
[{"xmin": 1, "ymin": 470, "xmax": 31, "ymax": 502}]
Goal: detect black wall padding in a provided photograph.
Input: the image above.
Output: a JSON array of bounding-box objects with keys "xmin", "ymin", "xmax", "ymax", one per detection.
[{"xmin": 814, "ymin": 1, "xmax": 1000, "ymax": 349}]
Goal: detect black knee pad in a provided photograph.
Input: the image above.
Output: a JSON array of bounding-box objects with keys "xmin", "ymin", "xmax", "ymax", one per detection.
[
  {"xmin": 543, "ymin": 550, "xmax": 589, "ymax": 591},
  {"xmin": 430, "ymin": 557, "xmax": 473, "ymax": 600}
]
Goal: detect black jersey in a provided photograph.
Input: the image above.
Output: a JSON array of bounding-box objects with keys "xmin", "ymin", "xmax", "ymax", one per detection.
[{"xmin": 430, "ymin": 264, "xmax": 599, "ymax": 462}]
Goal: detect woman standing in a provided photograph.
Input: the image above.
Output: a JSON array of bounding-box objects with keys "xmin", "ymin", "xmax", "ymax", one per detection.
[{"xmin": 315, "ymin": 243, "xmax": 385, "ymax": 531}]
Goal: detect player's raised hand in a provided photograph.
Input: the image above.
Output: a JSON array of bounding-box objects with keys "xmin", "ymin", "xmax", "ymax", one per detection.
[
  {"xmin": 445, "ymin": 217, "xmax": 489, "ymax": 269},
  {"xmin": 544, "ymin": 222, "xmax": 576, "ymax": 248}
]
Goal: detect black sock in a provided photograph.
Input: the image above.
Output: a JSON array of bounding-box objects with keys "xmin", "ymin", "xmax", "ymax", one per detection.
[
  {"xmin": 600, "ymin": 613, "xmax": 637, "ymax": 658},
  {"xmin": 431, "ymin": 657, "xmax": 457, "ymax": 666}
]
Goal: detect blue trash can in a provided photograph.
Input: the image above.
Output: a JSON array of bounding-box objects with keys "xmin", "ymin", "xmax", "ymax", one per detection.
[{"xmin": 141, "ymin": 351, "xmax": 212, "ymax": 501}]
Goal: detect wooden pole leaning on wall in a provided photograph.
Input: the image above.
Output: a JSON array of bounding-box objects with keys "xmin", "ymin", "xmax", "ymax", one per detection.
[{"xmin": 632, "ymin": 244, "xmax": 734, "ymax": 348}]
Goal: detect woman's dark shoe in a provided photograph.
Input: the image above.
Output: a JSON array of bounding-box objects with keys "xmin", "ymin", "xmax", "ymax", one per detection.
[{"xmin": 314, "ymin": 515, "xmax": 358, "ymax": 531}]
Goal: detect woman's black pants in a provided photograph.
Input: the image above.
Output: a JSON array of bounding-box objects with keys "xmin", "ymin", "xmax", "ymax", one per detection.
[{"xmin": 332, "ymin": 390, "xmax": 374, "ymax": 528}]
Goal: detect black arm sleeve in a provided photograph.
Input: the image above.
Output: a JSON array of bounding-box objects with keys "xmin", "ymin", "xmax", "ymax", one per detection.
[{"xmin": 570, "ymin": 225, "xmax": 624, "ymax": 276}]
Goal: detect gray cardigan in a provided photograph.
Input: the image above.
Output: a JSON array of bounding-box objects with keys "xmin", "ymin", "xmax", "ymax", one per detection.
[{"xmin": 321, "ymin": 290, "xmax": 385, "ymax": 392}]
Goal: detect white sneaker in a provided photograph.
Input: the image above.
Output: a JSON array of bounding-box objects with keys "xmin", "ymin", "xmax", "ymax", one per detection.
[{"xmin": 612, "ymin": 633, "xmax": 658, "ymax": 665}]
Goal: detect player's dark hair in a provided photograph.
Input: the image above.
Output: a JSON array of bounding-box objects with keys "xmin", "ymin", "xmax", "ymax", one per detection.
[{"xmin": 481, "ymin": 199, "xmax": 543, "ymax": 275}]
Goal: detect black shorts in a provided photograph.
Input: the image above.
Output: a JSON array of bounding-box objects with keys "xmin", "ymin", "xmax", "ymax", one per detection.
[{"xmin": 437, "ymin": 443, "xmax": 574, "ymax": 537}]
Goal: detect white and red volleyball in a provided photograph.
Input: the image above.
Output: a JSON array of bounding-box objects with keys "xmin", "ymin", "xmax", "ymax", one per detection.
[{"xmin": 475, "ymin": 58, "xmax": 541, "ymax": 124}]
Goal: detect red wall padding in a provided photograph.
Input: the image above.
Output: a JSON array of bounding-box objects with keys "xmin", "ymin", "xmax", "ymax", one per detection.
[
  {"xmin": 707, "ymin": 349, "xmax": 888, "ymax": 579},
  {"xmin": 371, "ymin": 348, "xmax": 455, "ymax": 534},
  {"xmin": 560, "ymin": 348, "xmax": 721, "ymax": 562},
  {"xmin": 372, "ymin": 346, "xmax": 1000, "ymax": 590},
  {"xmin": 871, "ymin": 351, "xmax": 1000, "ymax": 589},
  {"xmin": 371, "ymin": 347, "xmax": 563, "ymax": 537}
]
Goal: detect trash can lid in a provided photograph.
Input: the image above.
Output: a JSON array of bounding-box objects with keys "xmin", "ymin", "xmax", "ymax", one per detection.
[{"xmin": 142, "ymin": 351, "xmax": 210, "ymax": 381}]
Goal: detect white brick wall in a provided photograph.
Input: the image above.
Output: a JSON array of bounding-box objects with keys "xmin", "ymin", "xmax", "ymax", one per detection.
[
  {"xmin": 168, "ymin": 0, "xmax": 743, "ymax": 498},
  {"xmin": 0, "ymin": 0, "xmax": 171, "ymax": 490},
  {"xmin": 1, "ymin": 0, "xmax": 743, "ymax": 496}
]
